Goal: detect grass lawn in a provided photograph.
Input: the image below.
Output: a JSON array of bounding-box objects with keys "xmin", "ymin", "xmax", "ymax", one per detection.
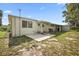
[
  {"xmin": 41, "ymin": 30, "xmax": 79, "ymax": 56},
  {"xmin": 0, "ymin": 35, "xmax": 37, "ymax": 56},
  {"xmin": 1, "ymin": 30, "xmax": 79, "ymax": 56},
  {"xmin": 0, "ymin": 31, "xmax": 7, "ymax": 39},
  {"xmin": 0, "ymin": 31, "xmax": 8, "ymax": 48},
  {"xmin": 55, "ymin": 30, "xmax": 79, "ymax": 43}
]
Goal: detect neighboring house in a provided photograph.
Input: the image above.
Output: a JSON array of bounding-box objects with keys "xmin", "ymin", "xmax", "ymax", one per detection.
[
  {"xmin": 8, "ymin": 15, "xmax": 70, "ymax": 37},
  {"xmin": 0, "ymin": 10, "xmax": 3, "ymax": 26}
]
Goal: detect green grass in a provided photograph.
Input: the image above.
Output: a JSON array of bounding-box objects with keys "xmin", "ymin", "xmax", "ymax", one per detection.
[
  {"xmin": 1, "ymin": 30, "xmax": 79, "ymax": 56},
  {"xmin": 0, "ymin": 31, "xmax": 7, "ymax": 39},
  {"xmin": 41, "ymin": 30, "xmax": 79, "ymax": 56},
  {"xmin": 0, "ymin": 31, "xmax": 8, "ymax": 48},
  {"xmin": 55, "ymin": 30, "xmax": 79, "ymax": 43}
]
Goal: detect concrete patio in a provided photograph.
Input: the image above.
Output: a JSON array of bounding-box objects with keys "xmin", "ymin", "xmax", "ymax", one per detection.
[{"xmin": 26, "ymin": 33, "xmax": 55, "ymax": 41}]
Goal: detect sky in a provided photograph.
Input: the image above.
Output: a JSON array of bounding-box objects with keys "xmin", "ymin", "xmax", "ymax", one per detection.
[{"xmin": 0, "ymin": 3, "xmax": 66, "ymax": 25}]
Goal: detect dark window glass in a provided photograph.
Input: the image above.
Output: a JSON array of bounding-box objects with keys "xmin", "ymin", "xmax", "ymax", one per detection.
[
  {"xmin": 22, "ymin": 21, "xmax": 27, "ymax": 28},
  {"xmin": 42, "ymin": 24, "xmax": 44, "ymax": 27},
  {"xmin": 28, "ymin": 21, "xmax": 32, "ymax": 28},
  {"xmin": 38, "ymin": 23, "xmax": 40, "ymax": 26}
]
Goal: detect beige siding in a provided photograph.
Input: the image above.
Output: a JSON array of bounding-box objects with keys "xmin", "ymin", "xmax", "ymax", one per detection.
[
  {"xmin": 62, "ymin": 25, "xmax": 70, "ymax": 31},
  {"xmin": 10, "ymin": 17, "xmax": 39, "ymax": 36},
  {"xmin": 9, "ymin": 15, "xmax": 70, "ymax": 37},
  {"xmin": 37, "ymin": 23, "xmax": 49, "ymax": 33},
  {"xmin": 11, "ymin": 17, "xmax": 16, "ymax": 36},
  {"xmin": 11, "ymin": 17, "xmax": 21, "ymax": 36},
  {"xmin": 43, "ymin": 24, "xmax": 49, "ymax": 32},
  {"xmin": 21, "ymin": 20, "xmax": 38, "ymax": 35},
  {"xmin": 45, "ymin": 24, "xmax": 56, "ymax": 32},
  {"xmin": 37, "ymin": 23, "xmax": 56, "ymax": 33}
]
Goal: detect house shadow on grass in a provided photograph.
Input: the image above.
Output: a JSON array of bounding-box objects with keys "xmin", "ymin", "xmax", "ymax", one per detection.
[{"xmin": 9, "ymin": 35, "xmax": 34, "ymax": 47}]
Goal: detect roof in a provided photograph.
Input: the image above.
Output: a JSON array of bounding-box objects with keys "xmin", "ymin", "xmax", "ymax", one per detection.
[
  {"xmin": 8, "ymin": 14, "xmax": 38, "ymax": 21},
  {"xmin": 8, "ymin": 14, "xmax": 68, "ymax": 26}
]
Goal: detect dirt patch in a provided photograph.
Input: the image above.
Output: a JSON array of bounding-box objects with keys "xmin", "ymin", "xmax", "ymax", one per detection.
[{"xmin": 66, "ymin": 37, "xmax": 77, "ymax": 40}]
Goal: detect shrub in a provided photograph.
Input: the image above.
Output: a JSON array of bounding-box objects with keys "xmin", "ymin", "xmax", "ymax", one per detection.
[
  {"xmin": 0, "ymin": 26, "xmax": 7, "ymax": 31},
  {"xmin": 0, "ymin": 24, "xmax": 11, "ymax": 32}
]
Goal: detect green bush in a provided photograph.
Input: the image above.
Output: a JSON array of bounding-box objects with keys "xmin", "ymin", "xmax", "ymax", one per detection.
[
  {"xmin": 7, "ymin": 24, "xmax": 11, "ymax": 32},
  {"xmin": 0, "ymin": 25, "xmax": 11, "ymax": 32},
  {"xmin": 0, "ymin": 26, "xmax": 7, "ymax": 31}
]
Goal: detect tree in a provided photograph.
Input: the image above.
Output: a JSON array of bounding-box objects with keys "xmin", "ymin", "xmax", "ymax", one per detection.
[
  {"xmin": 0, "ymin": 10, "xmax": 3, "ymax": 26},
  {"xmin": 63, "ymin": 3, "xmax": 79, "ymax": 28}
]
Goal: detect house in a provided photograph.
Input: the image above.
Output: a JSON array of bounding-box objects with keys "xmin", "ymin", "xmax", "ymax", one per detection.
[{"xmin": 8, "ymin": 15, "xmax": 70, "ymax": 37}]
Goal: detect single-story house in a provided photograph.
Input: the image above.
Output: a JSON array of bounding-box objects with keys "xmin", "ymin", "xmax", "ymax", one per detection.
[{"xmin": 8, "ymin": 15, "xmax": 70, "ymax": 37}]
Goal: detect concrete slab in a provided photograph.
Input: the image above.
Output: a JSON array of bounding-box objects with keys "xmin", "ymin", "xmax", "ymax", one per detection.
[{"xmin": 26, "ymin": 34, "xmax": 55, "ymax": 41}]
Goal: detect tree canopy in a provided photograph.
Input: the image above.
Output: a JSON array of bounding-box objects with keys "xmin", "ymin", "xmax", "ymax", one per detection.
[{"xmin": 63, "ymin": 3, "xmax": 79, "ymax": 28}]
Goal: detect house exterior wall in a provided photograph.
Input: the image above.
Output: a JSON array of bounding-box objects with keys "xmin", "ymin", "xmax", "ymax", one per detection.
[
  {"xmin": 9, "ymin": 16, "xmax": 39, "ymax": 37},
  {"xmin": 37, "ymin": 23, "xmax": 56, "ymax": 33},
  {"xmin": 37, "ymin": 23, "xmax": 49, "ymax": 33},
  {"xmin": 9, "ymin": 16, "xmax": 56, "ymax": 37},
  {"xmin": 46, "ymin": 24, "xmax": 56, "ymax": 32},
  {"xmin": 21, "ymin": 20, "xmax": 38, "ymax": 35},
  {"xmin": 37, "ymin": 23, "xmax": 43, "ymax": 33},
  {"xmin": 11, "ymin": 17, "xmax": 20, "ymax": 36},
  {"xmin": 8, "ymin": 15, "xmax": 70, "ymax": 37},
  {"xmin": 43, "ymin": 24, "xmax": 49, "ymax": 32},
  {"xmin": 62, "ymin": 25, "xmax": 70, "ymax": 31}
]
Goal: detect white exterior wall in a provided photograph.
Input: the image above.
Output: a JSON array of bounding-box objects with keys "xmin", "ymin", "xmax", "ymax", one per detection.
[
  {"xmin": 11, "ymin": 17, "xmax": 39, "ymax": 37},
  {"xmin": 39, "ymin": 23, "xmax": 49, "ymax": 33},
  {"xmin": 9, "ymin": 15, "xmax": 70, "ymax": 37},
  {"xmin": 62, "ymin": 25, "xmax": 70, "ymax": 31},
  {"xmin": 37, "ymin": 23, "xmax": 55, "ymax": 33},
  {"xmin": 11, "ymin": 17, "xmax": 21, "ymax": 36},
  {"xmin": 11, "ymin": 17, "xmax": 15, "ymax": 36},
  {"xmin": 10, "ymin": 16, "xmax": 53, "ymax": 37},
  {"xmin": 46, "ymin": 24, "xmax": 56, "ymax": 32},
  {"xmin": 43, "ymin": 24, "xmax": 49, "ymax": 32},
  {"xmin": 39, "ymin": 24, "xmax": 57, "ymax": 33},
  {"xmin": 21, "ymin": 20, "xmax": 38, "ymax": 35}
]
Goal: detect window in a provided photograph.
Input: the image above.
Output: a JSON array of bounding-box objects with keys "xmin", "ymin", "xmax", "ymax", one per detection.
[
  {"xmin": 38, "ymin": 23, "xmax": 40, "ymax": 26},
  {"xmin": 22, "ymin": 20, "xmax": 32, "ymax": 28},
  {"xmin": 42, "ymin": 24, "xmax": 44, "ymax": 27},
  {"xmin": 28, "ymin": 21, "xmax": 32, "ymax": 28},
  {"xmin": 22, "ymin": 21, "xmax": 27, "ymax": 28}
]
